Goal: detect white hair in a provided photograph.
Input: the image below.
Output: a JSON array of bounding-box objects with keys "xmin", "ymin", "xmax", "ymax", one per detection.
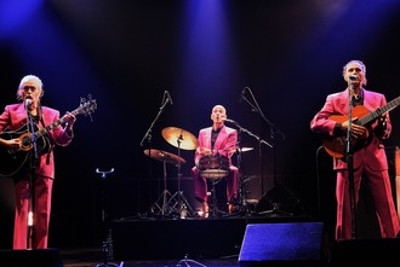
[{"xmin": 16, "ymin": 74, "xmax": 44, "ymax": 100}]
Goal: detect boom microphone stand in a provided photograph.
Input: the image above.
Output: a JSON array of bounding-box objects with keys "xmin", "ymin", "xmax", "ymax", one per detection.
[
  {"xmin": 240, "ymin": 87, "xmax": 294, "ymax": 216},
  {"xmin": 139, "ymin": 91, "xmax": 173, "ymax": 214},
  {"xmin": 223, "ymin": 119, "xmax": 272, "ymax": 215}
]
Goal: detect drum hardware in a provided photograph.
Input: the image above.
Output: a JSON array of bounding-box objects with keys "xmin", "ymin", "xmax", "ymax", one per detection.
[
  {"xmin": 162, "ymin": 127, "xmax": 198, "ymax": 218},
  {"xmin": 144, "ymin": 149, "xmax": 186, "ymax": 217}
]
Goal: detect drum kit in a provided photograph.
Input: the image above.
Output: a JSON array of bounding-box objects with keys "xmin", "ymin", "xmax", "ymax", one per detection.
[{"xmin": 144, "ymin": 126, "xmax": 254, "ymax": 218}]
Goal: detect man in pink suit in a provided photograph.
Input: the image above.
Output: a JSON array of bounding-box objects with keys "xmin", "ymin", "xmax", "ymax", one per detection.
[
  {"xmin": 192, "ymin": 105, "xmax": 239, "ymax": 218},
  {"xmin": 311, "ymin": 60, "xmax": 399, "ymax": 240},
  {"xmin": 0, "ymin": 75, "xmax": 76, "ymax": 249}
]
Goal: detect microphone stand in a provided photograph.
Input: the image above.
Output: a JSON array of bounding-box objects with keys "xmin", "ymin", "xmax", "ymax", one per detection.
[
  {"xmin": 346, "ymin": 86, "xmax": 357, "ymax": 239},
  {"xmin": 26, "ymin": 105, "xmax": 39, "ymax": 249},
  {"xmin": 223, "ymin": 119, "xmax": 272, "ymax": 216},
  {"xmin": 139, "ymin": 93, "xmax": 171, "ymax": 216},
  {"xmin": 241, "ymin": 87, "xmax": 293, "ymax": 216}
]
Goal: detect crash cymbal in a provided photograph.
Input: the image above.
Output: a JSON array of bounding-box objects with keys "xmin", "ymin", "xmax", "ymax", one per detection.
[
  {"xmin": 161, "ymin": 127, "xmax": 198, "ymax": 150},
  {"xmin": 144, "ymin": 149, "xmax": 186, "ymax": 165}
]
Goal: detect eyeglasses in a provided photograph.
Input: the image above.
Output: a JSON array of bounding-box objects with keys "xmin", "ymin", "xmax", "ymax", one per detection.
[{"xmin": 22, "ymin": 86, "xmax": 37, "ymax": 92}]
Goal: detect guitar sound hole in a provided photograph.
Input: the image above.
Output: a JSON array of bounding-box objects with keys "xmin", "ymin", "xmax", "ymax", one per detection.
[{"xmin": 22, "ymin": 137, "xmax": 32, "ymax": 147}]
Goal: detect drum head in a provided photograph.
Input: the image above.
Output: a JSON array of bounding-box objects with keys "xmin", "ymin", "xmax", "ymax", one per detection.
[{"xmin": 201, "ymin": 169, "xmax": 228, "ymax": 179}]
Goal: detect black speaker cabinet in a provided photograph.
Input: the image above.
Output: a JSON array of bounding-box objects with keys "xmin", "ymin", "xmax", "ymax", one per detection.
[
  {"xmin": 330, "ymin": 238, "xmax": 400, "ymax": 266},
  {"xmin": 239, "ymin": 222, "xmax": 323, "ymax": 267},
  {"xmin": 0, "ymin": 248, "xmax": 63, "ymax": 267}
]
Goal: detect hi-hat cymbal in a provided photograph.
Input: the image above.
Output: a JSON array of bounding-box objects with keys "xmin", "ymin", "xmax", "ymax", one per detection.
[
  {"xmin": 162, "ymin": 127, "xmax": 198, "ymax": 150},
  {"xmin": 144, "ymin": 149, "xmax": 186, "ymax": 165}
]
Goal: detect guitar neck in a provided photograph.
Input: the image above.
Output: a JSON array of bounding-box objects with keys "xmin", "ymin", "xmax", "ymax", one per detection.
[
  {"xmin": 35, "ymin": 109, "xmax": 80, "ymax": 138},
  {"xmin": 359, "ymin": 96, "xmax": 400, "ymax": 126}
]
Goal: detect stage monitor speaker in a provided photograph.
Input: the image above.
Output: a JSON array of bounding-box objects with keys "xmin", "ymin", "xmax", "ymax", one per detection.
[
  {"xmin": 0, "ymin": 248, "xmax": 63, "ymax": 267},
  {"xmin": 330, "ymin": 238, "xmax": 400, "ymax": 266},
  {"xmin": 239, "ymin": 222, "xmax": 323, "ymax": 267},
  {"xmin": 255, "ymin": 184, "xmax": 304, "ymax": 215}
]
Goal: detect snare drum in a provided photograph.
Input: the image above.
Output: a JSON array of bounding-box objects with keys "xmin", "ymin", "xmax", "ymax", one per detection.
[{"xmin": 198, "ymin": 155, "xmax": 229, "ymax": 179}]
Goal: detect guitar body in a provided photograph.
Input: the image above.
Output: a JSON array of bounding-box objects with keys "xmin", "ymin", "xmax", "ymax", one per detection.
[
  {"xmin": 323, "ymin": 105, "xmax": 373, "ymax": 159},
  {"xmin": 0, "ymin": 124, "xmax": 50, "ymax": 177}
]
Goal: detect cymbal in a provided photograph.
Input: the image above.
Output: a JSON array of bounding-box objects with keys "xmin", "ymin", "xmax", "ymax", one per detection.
[
  {"xmin": 162, "ymin": 127, "xmax": 198, "ymax": 150},
  {"xmin": 144, "ymin": 149, "xmax": 186, "ymax": 165}
]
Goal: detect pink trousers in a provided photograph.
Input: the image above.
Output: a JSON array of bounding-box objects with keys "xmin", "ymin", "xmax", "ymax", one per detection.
[
  {"xmin": 13, "ymin": 174, "xmax": 53, "ymax": 249},
  {"xmin": 336, "ymin": 166, "xmax": 399, "ymax": 240}
]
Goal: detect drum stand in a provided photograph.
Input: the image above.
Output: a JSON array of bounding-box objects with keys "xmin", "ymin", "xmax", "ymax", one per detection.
[
  {"xmin": 150, "ymin": 159, "xmax": 173, "ymax": 217},
  {"xmin": 167, "ymin": 134, "xmax": 195, "ymax": 218},
  {"xmin": 208, "ymin": 177, "xmax": 225, "ymax": 217}
]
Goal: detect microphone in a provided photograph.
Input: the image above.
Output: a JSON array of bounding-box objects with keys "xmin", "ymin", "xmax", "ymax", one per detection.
[
  {"xmin": 24, "ymin": 99, "xmax": 32, "ymax": 111},
  {"xmin": 165, "ymin": 90, "xmax": 174, "ymax": 105},
  {"xmin": 349, "ymin": 75, "xmax": 357, "ymax": 81},
  {"xmin": 239, "ymin": 87, "xmax": 248, "ymax": 103},
  {"xmin": 223, "ymin": 118, "xmax": 238, "ymax": 124},
  {"xmin": 242, "ymin": 87, "xmax": 248, "ymax": 96}
]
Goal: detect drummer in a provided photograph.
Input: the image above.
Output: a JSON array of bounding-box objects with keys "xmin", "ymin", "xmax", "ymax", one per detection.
[{"xmin": 192, "ymin": 105, "xmax": 239, "ymax": 218}]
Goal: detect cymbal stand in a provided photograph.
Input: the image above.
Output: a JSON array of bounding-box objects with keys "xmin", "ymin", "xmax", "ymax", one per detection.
[
  {"xmin": 150, "ymin": 159, "xmax": 173, "ymax": 217},
  {"xmin": 167, "ymin": 133, "xmax": 195, "ymax": 218},
  {"xmin": 94, "ymin": 168, "xmax": 124, "ymax": 267}
]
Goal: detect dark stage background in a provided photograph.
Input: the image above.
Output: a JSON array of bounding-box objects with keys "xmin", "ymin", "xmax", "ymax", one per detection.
[{"xmin": 1, "ymin": 0, "xmax": 400, "ymax": 249}]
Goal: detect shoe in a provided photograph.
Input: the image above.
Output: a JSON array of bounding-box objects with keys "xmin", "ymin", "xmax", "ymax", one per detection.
[
  {"xmin": 197, "ymin": 202, "xmax": 209, "ymax": 218},
  {"xmin": 228, "ymin": 203, "xmax": 239, "ymax": 214}
]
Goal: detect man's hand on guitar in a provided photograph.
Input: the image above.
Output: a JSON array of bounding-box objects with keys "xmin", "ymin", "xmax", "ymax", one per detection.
[
  {"xmin": 378, "ymin": 115, "xmax": 388, "ymax": 129},
  {"xmin": 64, "ymin": 112, "xmax": 77, "ymax": 133},
  {"xmin": 341, "ymin": 117, "xmax": 368, "ymax": 139},
  {"xmin": 1, "ymin": 138, "xmax": 21, "ymax": 150}
]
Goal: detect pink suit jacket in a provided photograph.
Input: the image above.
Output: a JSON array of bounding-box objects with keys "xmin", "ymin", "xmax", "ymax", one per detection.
[
  {"xmin": 0, "ymin": 103, "xmax": 73, "ymax": 178},
  {"xmin": 310, "ymin": 88, "xmax": 391, "ymax": 171},
  {"xmin": 194, "ymin": 125, "xmax": 237, "ymax": 165}
]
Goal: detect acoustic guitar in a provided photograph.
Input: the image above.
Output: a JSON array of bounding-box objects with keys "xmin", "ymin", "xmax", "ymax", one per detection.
[
  {"xmin": 323, "ymin": 96, "xmax": 400, "ymax": 158},
  {"xmin": 0, "ymin": 96, "xmax": 97, "ymax": 177}
]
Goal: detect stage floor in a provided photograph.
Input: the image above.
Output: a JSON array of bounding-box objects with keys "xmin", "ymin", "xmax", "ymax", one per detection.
[
  {"xmin": 61, "ymin": 247, "xmax": 239, "ymax": 267},
  {"xmin": 110, "ymin": 211, "xmax": 314, "ymax": 261}
]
